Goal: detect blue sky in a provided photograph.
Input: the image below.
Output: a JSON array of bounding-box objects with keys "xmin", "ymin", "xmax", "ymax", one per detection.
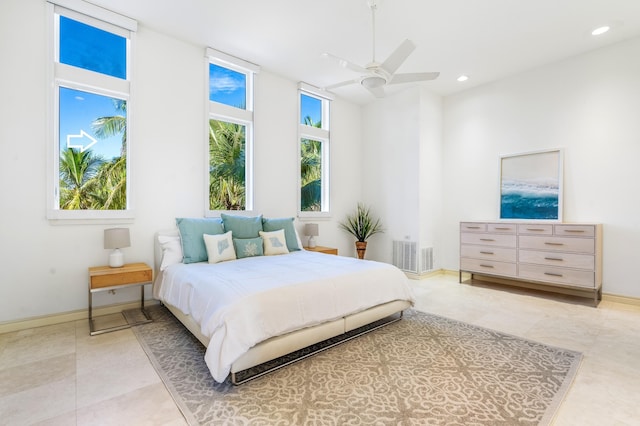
[
  {"xmin": 59, "ymin": 87, "xmax": 124, "ymax": 160},
  {"xmin": 59, "ymin": 16, "xmax": 126, "ymax": 160}
]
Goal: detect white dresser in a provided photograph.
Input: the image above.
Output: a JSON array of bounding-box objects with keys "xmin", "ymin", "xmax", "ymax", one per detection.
[{"xmin": 460, "ymin": 221, "xmax": 602, "ymax": 305}]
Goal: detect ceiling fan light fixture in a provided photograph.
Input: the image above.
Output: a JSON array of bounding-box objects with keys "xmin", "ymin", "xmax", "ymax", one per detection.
[{"xmin": 361, "ymin": 75, "xmax": 387, "ymax": 89}]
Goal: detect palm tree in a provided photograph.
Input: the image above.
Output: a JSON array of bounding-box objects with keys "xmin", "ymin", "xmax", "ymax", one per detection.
[
  {"xmin": 300, "ymin": 116, "xmax": 322, "ymax": 211},
  {"xmin": 59, "ymin": 148, "xmax": 103, "ymax": 209},
  {"xmin": 90, "ymin": 99, "xmax": 127, "ymax": 209},
  {"xmin": 209, "ymin": 119, "xmax": 246, "ymax": 210},
  {"xmin": 92, "ymin": 100, "xmax": 127, "ymax": 155}
]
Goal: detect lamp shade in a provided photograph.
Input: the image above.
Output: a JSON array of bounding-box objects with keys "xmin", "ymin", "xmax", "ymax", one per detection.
[
  {"xmin": 104, "ymin": 228, "xmax": 130, "ymax": 249},
  {"xmin": 304, "ymin": 223, "xmax": 319, "ymax": 237}
]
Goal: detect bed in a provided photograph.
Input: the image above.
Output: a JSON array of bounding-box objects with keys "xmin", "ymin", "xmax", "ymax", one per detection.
[{"xmin": 153, "ymin": 217, "xmax": 414, "ymax": 385}]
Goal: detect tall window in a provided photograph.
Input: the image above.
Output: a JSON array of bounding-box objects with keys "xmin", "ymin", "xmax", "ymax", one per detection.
[
  {"xmin": 299, "ymin": 83, "xmax": 332, "ymax": 216},
  {"xmin": 206, "ymin": 48, "xmax": 259, "ymax": 213},
  {"xmin": 47, "ymin": 2, "xmax": 136, "ymax": 220}
]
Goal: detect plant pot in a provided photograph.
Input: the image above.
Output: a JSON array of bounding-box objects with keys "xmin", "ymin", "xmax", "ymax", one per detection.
[{"xmin": 355, "ymin": 241, "xmax": 367, "ymax": 259}]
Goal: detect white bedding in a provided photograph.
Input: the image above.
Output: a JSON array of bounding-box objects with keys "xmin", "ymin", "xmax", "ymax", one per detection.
[{"xmin": 155, "ymin": 250, "xmax": 414, "ymax": 382}]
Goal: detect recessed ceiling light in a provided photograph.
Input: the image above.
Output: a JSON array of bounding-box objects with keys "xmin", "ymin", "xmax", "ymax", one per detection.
[
  {"xmin": 591, "ymin": 26, "xmax": 610, "ymax": 36},
  {"xmin": 457, "ymin": 75, "xmax": 469, "ymax": 82}
]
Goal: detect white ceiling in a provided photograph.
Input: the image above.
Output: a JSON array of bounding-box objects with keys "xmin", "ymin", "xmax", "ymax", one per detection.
[{"xmin": 89, "ymin": 0, "xmax": 640, "ymax": 104}]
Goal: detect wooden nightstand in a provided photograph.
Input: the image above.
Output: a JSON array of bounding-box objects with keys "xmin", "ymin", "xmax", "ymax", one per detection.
[
  {"xmin": 88, "ymin": 262, "xmax": 153, "ymax": 335},
  {"xmin": 304, "ymin": 246, "xmax": 338, "ymax": 255}
]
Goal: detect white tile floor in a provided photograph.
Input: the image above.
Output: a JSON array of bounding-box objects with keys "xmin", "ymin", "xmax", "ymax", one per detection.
[{"xmin": 1, "ymin": 274, "xmax": 640, "ymax": 425}]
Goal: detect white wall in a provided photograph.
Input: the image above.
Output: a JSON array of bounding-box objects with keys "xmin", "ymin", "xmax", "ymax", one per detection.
[
  {"xmin": 0, "ymin": 0, "xmax": 363, "ymax": 323},
  {"xmin": 442, "ymin": 36, "xmax": 640, "ymax": 298},
  {"xmin": 361, "ymin": 87, "xmax": 444, "ymax": 267}
]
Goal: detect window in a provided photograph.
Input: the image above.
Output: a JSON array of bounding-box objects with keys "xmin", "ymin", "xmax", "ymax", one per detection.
[
  {"xmin": 206, "ymin": 48, "xmax": 259, "ymax": 213},
  {"xmin": 298, "ymin": 83, "xmax": 332, "ymax": 216},
  {"xmin": 47, "ymin": 2, "xmax": 136, "ymax": 220}
]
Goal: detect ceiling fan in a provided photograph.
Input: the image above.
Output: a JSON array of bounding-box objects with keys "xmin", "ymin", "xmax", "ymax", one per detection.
[{"xmin": 323, "ymin": 0, "xmax": 439, "ymax": 98}]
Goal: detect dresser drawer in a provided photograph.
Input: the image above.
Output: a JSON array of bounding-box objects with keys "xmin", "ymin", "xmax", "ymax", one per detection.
[
  {"xmin": 487, "ymin": 223, "xmax": 517, "ymax": 234},
  {"xmin": 460, "ymin": 258, "xmax": 517, "ymax": 277},
  {"xmin": 518, "ymin": 224, "xmax": 553, "ymax": 235},
  {"xmin": 518, "ymin": 235, "xmax": 594, "ymax": 254},
  {"xmin": 461, "ymin": 233, "xmax": 517, "ymax": 248},
  {"xmin": 518, "ymin": 264, "xmax": 595, "ymax": 289},
  {"xmin": 460, "ymin": 222, "xmax": 487, "ymax": 232},
  {"xmin": 554, "ymin": 224, "xmax": 595, "ymax": 237},
  {"xmin": 519, "ymin": 250, "xmax": 595, "ymax": 270},
  {"xmin": 461, "ymin": 246, "xmax": 516, "ymax": 262}
]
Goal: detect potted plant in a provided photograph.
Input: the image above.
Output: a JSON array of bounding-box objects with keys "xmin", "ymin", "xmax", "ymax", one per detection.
[{"xmin": 339, "ymin": 203, "xmax": 384, "ymax": 259}]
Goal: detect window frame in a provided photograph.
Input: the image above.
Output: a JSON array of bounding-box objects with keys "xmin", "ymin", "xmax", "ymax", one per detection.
[
  {"xmin": 205, "ymin": 48, "xmax": 259, "ymax": 216},
  {"xmin": 298, "ymin": 83, "xmax": 333, "ymax": 218},
  {"xmin": 46, "ymin": 1, "xmax": 136, "ymax": 221}
]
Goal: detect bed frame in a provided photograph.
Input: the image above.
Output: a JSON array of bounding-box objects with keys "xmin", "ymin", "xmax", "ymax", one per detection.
[{"xmin": 153, "ymin": 230, "xmax": 410, "ymax": 385}]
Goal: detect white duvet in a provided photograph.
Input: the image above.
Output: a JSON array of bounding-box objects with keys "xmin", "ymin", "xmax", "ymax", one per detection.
[{"xmin": 155, "ymin": 250, "xmax": 414, "ymax": 382}]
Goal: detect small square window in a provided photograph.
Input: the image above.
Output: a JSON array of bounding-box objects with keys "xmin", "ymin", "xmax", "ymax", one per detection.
[
  {"xmin": 301, "ymin": 94, "xmax": 322, "ymax": 126},
  {"xmin": 209, "ymin": 63, "xmax": 247, "ymax": 109},
  {"xmin": 59, "ymin": 16, "xmax": 127, "ymax": 79}
]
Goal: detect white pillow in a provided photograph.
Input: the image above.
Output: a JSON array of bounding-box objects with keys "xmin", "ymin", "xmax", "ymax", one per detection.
[
  {"xmin": 203, "ymin": 231, "xmax": 237, "ymax": 263},
  {"xmin": 260, "ymin": 229, "xmax": 290, "ymax": 256},
  {"xmin": 158, "ymin": 235, "xmax": 183, "ymax": 271}
]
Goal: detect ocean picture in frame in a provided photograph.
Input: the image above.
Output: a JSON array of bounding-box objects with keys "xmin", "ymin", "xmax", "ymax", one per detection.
[{"xmin": 500, "ymin": 149, "xmax": 563, "ymax": 220}]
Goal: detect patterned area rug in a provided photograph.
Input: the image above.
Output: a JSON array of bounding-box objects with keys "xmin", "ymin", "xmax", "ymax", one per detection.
[{"xmin": 131, "ymin": 305, "xmax": 581, "ymax": 425}]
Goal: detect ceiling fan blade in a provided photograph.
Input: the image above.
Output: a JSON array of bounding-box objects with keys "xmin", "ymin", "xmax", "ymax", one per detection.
[
  {"xmin": 322, "ymin": 53, "xmax": 368, "ymax": 74},
  {"xmin": 324, "ymin": 78, "xmax": 360, "ymax": 90},
  {"xmin": 389, "ymin": 72, "xmax": 440, "ymax": 84},
  {"xmin": 364, "ymin": 85, "xmax": 385, "ymax": 98},
  {"xmin": 380, "ymin": 39, "xmax": 416, "ymax": 75}
]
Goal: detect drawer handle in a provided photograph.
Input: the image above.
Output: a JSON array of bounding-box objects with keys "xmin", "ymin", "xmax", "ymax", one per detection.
[
  {"xmin": 480, "ymin": 251, "xmax": 494, "ymax": 255},
  {"xmin": 564, "ymin": 229, "xmax": 585, "ymax": 233},
  {"xmin": 544, "ymin": 257, "xmax": 564, "ymax": 261},
  {"xmin": 466, "ymin": 226, "xmax": 481, "ymax": 229},
  {"xmin": 479, "ymin": 238, "xmax": 495, "ymax": 241},
  {"xmin": 479, "ymin": 264, "xmax": 494, "ymax": 268},
  {"xmin": 544, "ymin": 272, "xmax": 563, "ymax": 277},
  {"xmin": 527, "ymin": 228, "xmax": 546, "ymax": 231},
  {"xmin": 544, "ymin": 242, "xmax": 564, "ymax": 246},
  {"xmin": 494, "ymin": 227, "xmax": 511, "ymax": 230}
]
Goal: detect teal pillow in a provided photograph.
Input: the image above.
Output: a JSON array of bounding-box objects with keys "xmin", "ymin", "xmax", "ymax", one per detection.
[
  {"xmin": 176, "ymin": 217, "xmax": 224, "ymax": 263},
  {"xmin": 233, "ymin": 237, "xmax": 264, "ymax": 259},
  {"xmin": 262, "ymin": 217, "xmax": 300, "ymax": 251},
  {"xmin": 221, "ymin": 213, "xmax": 263, "ymax": 239}
]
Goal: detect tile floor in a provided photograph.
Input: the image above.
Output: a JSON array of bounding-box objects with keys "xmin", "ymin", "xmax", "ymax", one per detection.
[{"xmin": 1, "ymin": 274, "xmax": 640, "ymax": 425}]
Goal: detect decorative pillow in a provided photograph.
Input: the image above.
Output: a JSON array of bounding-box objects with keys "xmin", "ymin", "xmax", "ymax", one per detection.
[
  {"xmin": 262, "ymin": 217, "xmax": 301, "ymax": 251},
  {"xmin": 221, "ymin": 213, "xmax": 263, "ymax": 239},
  {"xmin": 233, "ymin": 237, "xmax": 264, "ymax": 259},
  {"xmin": 158, "ymin": 235, "xmax": 183, "ymax": 271},
  {"xmin": 176, "ymin": 217, "xmax": 224, "ymax": 263},
  {"xmin": 259, "ymin": 229, "xmax": 290, "ymax": 256},
  {"xmin": 203, "ymin": 231, "xmax": 236, "ymax": 264}
]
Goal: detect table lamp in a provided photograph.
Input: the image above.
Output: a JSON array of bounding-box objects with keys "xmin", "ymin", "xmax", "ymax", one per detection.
[
  {"xmin": 104, "ymin": 228, "xmax": 130, "ymax": 267},
  {"xmin": 305, "ymin": 223, "xmax": 319, "ymax": 248}
]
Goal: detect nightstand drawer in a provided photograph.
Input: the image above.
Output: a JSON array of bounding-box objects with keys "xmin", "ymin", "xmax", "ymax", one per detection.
[
  {"xmin": 304, "ymin": 246, "xmax": 338, "ymax": 255},
  {"xmin": 89, "ymin": 263, "xmax": 152, "ymax": 289}
]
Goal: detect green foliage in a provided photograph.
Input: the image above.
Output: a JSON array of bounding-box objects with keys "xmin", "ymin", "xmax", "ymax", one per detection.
[
  {"xmin": 59, "ymin": 99, "xmax": 127, "ymax": 210},
  {"xmin": 339, "ymin": 203, "xmax": 384, "ymax": 242},
  {"xmin": 300, "ymin": 115, "xmax": 322, "ymax": 211},
  {"xmin": 209, "ymin": 119, "xmax": 246, "ymax": 210}
]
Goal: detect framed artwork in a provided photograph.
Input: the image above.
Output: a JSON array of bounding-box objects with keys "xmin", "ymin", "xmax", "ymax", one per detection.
[{"xmin": 499, "ymin": 149, "xmax": 563, "ymax": 220}]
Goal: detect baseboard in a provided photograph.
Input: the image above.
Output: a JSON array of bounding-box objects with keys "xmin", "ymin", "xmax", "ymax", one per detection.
[
  {"xmin": 404, "ymin": 268, "xmax": 452, "ymax": 280},
  {"xmin": 602, "ymin": 293, "xmax": 640, "ymax": 307},
  {"xmin": 0, "ymin": 299, "xmax": 160, "ymax": 335}
]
